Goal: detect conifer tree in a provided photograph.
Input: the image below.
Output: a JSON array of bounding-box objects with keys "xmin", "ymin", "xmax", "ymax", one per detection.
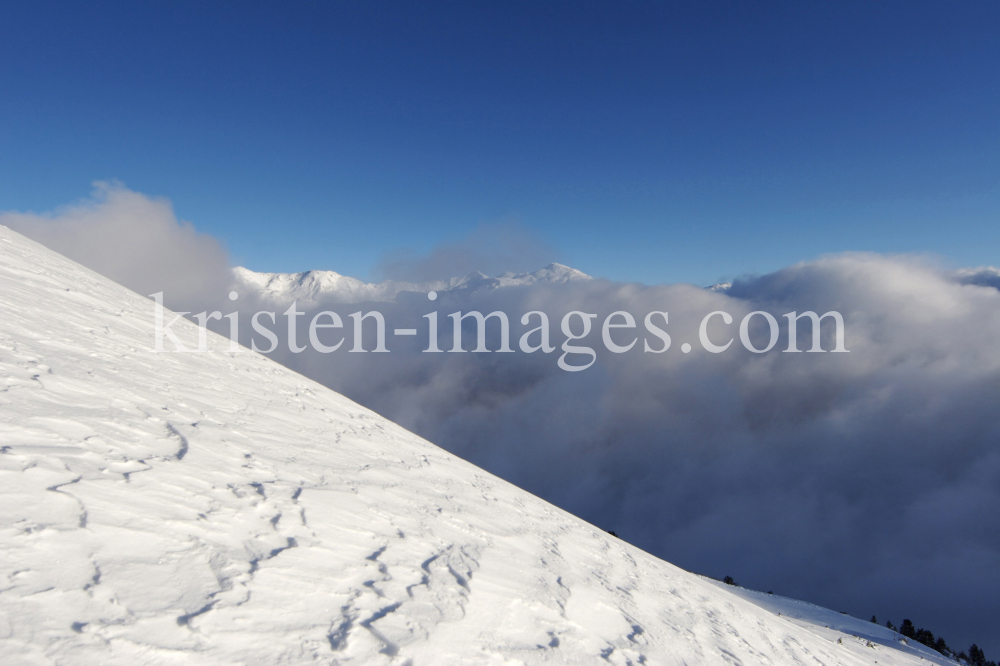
[{"xmin": 900, "ymin": 619, "xmax": 916, "ymax": 638}]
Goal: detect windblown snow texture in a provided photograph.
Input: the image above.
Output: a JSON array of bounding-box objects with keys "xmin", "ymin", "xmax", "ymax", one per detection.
[{"xmin": 0, "ymin": 223, "xmax": 949, "ymax": 664}]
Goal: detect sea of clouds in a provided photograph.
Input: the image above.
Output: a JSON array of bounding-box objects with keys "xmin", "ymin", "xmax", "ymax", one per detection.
[{"xmin": 5, "ymin": 184, "xmax": 999, "ymax": 653}]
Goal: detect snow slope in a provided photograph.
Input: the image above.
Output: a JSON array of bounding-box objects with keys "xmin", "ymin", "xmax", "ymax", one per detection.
[
  {"xmin": 0, "ymin": 224, "xmax": 951, "ymax": 665},
  {"xmin": 232, "ymin": 263, "xmax": 590, "ymax": 305},
  {"xmin": 702, "ymin": 579, "xmax": 955, "ymax": 666}
]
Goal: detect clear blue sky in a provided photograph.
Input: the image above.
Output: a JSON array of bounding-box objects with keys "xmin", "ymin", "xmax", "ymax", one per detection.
[{"xmin": 1, "ymin": 1, "xmax": 997, "ymax": 285}]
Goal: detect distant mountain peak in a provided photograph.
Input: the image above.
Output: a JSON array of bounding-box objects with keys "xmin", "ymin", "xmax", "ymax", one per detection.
[{"xmin": 232, "ymin": 263, "xmax": 592, "ymax": 304}]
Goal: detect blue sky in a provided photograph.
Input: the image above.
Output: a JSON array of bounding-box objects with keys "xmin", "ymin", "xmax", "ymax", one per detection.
[{"xmin": 1, "ymin": 1, "xmax": 997, "ymax": 285}]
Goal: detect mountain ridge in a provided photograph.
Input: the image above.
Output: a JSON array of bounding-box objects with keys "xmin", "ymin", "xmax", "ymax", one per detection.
[{"xmin": 232, "ymin": 262, "xmax": 591, "ymax": 304}]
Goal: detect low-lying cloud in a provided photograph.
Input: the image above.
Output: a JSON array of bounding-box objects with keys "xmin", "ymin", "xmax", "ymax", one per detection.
[
  {"xmin": 6, "ymin": 188, "xmax": 999, "ymax": 653},
  {"xmin": 1, "ymin": 182, "xmax": 232, "ymax": 312}
]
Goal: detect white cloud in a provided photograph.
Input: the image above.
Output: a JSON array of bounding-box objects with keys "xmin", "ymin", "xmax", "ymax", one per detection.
[{"xmin": 1, "ymin": 182, "xmax": 232, "ymax": 312}]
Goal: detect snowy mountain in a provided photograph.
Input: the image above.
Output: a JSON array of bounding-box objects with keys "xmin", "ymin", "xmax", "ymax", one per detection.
[
  {"xmin": 0, "ymin": 223, "xmax": 955, "ymax": 665},
  {"xmin": 493, "ymin": 263, "xmax": 591, "ymax": 287},
  {"xmin": 954, "ymin": 266, "xmax": 1000, "ymax": 291},
  {"xmin": 232, "ymin": 263, "xmax": 591, "ymax": 304}
]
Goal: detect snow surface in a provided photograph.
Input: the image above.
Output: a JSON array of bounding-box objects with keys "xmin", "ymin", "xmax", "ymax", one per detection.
[
  {"xmin": 0, "ymin": 224, "xmax": 954, "ymax": 665},
  {"xmin": 232, "ymin": 263, "xmax": 591, "ymax": 305},
  {"xmin": 701, "ymin": 579, "xmax": 955, "ymax": 666}
]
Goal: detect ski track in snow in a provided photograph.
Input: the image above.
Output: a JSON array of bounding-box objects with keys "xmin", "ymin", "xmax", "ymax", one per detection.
[{"xmin": 0, "ymin": 224, "xmax": 953, "ymax": 665}]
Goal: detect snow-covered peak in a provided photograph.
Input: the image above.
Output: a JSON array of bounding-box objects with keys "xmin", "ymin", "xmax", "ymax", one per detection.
[
  {"xmin": 0, "ymin": 224, "xmax": 948, "ymax": 664},
  {"xmin": 955, "ymin": 266, "xmax": 1000, "ymax": 290},
  {"xmin": 232, "ymin": 266, "xmax": 423, "ymax": 304},
  {"xmin": 232, "ymin": 263, "xmax": 593, "ymax": 304},
  {"xmin": 495, "ymin": 263, "xmax": 592, "ymax": 287}
]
